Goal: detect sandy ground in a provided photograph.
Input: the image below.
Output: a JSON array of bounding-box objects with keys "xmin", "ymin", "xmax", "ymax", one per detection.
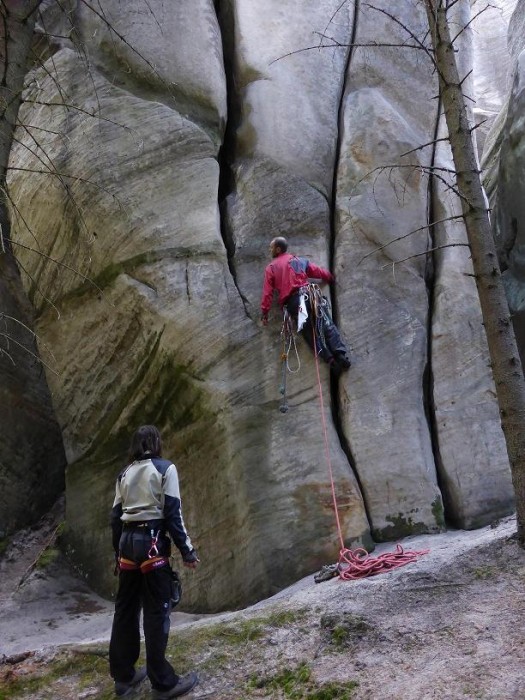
[{"xmin": 1, "ymin": 504, "xmax": 525, "ymax": 699}]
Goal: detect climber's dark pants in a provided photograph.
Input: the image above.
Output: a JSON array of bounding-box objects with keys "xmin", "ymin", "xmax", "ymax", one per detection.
[
  {"xmin": 109, "ymin": 529, "xmax": 179, "ymax": 692},
  {"xmin": 285, "ymin": 292, "xmax": 348, "ymax": 364}
]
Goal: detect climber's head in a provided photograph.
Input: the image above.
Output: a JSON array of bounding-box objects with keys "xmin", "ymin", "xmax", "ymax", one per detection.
[{"xmin": 270, "ymin": 236, "xmax": 288, "ymax": 258}]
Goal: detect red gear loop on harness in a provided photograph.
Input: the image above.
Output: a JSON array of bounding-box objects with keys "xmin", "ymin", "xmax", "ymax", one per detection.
[
  {"xmin": 337, "ymin": 544, "xmax": 429, "ymax": 581},
  {"xmin": 119, "ymin": 556, "xmax": 169, "ymax": 573}
]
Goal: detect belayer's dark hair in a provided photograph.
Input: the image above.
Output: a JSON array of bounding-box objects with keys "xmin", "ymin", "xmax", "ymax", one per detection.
[{"xmin": 129, "ymin": 425, "xmax": 162, "ymax": 461}]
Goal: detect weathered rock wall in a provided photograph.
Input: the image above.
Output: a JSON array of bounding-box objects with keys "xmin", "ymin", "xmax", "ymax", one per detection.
[
  {"xmin": 489, "ymin": 0, "xmax": 525, "ymax": 366},
  {"xmin": 5, "ymin": 0, "xmax": 514, "ymax": 610}
]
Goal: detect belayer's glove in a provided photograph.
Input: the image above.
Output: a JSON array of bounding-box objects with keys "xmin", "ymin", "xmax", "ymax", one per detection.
[{"xmin": 183, "ymin": 548, "xmax": 200, "ymax": 564}]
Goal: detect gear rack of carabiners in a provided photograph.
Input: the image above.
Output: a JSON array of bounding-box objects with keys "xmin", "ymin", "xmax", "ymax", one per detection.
[
  {"xmin": 278, "ymin": 308, "xmax": 301, "ymax": 413},
  {"xmin": 277, "ymin": 285, "xmax": 332, "ymax": 413}
]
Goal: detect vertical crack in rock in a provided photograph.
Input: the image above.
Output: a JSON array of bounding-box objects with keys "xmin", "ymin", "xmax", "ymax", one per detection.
[
  {"xmin": 214, "ymin": 0, "xmax": 251, "ymax": 316},
  {"xmin": 328, "ymin": 0, "xmax": 373, "ymax": 527},
  {"xmin": 185, "ymin": 260, "xmax": 191, "ymax": 302},
  {"xmin": 424, "ymin": 97, "xmax": 449, "ymax": 524}
]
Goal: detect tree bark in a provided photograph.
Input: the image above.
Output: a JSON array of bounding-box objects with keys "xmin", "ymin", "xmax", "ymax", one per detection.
[{"xmin": 424, "ymin": 0, "xmax": 525, "ymax": 541}]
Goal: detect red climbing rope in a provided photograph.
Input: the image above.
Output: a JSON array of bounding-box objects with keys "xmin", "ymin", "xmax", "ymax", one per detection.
[
  {"xmin": 338, "ymin": 544, "xmax": 428, "ymax": 580},
  {"xmin": 310, "ymin": 296, "xmax": 428, "ymax": 581}
]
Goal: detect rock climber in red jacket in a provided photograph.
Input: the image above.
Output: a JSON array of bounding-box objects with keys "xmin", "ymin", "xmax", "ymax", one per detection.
[{"xmin": 260, "ymin": 237, "xmax": 351, "ymax": 372}]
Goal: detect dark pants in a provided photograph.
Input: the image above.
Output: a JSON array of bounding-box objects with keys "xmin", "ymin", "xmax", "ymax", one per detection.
[
  {"xmin": 285, "ymin": 291, "xmax": 349, "ymax": 365},
  {"xmin": 109, "ymin": 529, "xmax": 178, "ymax": 692}
]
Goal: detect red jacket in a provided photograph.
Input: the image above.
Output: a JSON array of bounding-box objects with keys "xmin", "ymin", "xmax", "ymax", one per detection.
[{"xmin": 260, "ymin": 252, "xmax": 334, "ymax": 314}]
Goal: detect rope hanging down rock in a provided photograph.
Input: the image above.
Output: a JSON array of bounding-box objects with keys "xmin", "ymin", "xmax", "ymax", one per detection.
[{"xmin": 309, "ymin": 306, "xmax": 429, "ymax": 582}]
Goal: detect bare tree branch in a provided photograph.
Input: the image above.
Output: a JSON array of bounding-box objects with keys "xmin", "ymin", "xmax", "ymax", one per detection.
[
  {"xmin": 399, "ymin": 137, "xmax": 449, "ymax": 158},
  {"xmin": 8, "ymin": 237, "xmax": 105, "ymax": 297},
  {"xmin": 271, "ymin": 40, "xmax": 427, "ymax": 65},
  {"xmin": 383, "ymin": 242, "xmax": 470, "ymax": 268},
  {"xmin": 13, "ymin": 127, "xmax": 92, "ymax": 237},
  {"xmin": 22, "ymin": 97, "xmax": 134, "ymax": 135},
  {"xmin": 0, "ymin": 311, "xmax": 57, "ymax": 363},
  {"xmin": 362, "ymin": 2, "xmax": 437, "ymax": 68},
  {"xmin": 450, "ymin": 4, "xmax": 494, "ymax": 45},
  {"xmin": 7, "ymin": 166, "xmax": 124, "ymax": 209},
  {"xmin": 0, "ymin": 329, "xmax": 58, "ymax": 374},
  {"xmin": 12, "ymin": 252, "xmax": 61, "ymax": 319},
  {"xmin": 16, "ymin": 121, "xmax": 63, "ymax": 136},
  {"xmin": 358, "ymin": 214, "xmax": 464, "ymax": 264},
  {"xmin": 319, "ymin": 0, "xmax": 348, "ymax": 48},
  {"xmin": 78, "ymin": 0, "xmax": 177, "ymax": 97}
]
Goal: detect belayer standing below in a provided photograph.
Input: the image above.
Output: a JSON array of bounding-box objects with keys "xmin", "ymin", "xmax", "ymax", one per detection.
[
  {"xmin": 260, "ymin": 236, "xmax": 351, "ymax": 373},
  {"xmin": 109, "ymin": 425, "xmax": 199, "ymax": 699}
]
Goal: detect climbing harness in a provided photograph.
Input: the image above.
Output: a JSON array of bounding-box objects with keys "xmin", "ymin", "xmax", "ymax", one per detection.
[
  {"xmin": 118, "ymin": 528, "xmax": 170, "ymax": 574},
  {"xmin": 118, "ymin": 555, "xmax": 169, "ymax": 573}
]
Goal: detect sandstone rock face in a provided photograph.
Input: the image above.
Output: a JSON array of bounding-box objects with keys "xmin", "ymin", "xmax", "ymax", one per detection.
[
  {"xmin": 490, "ymin": 0, "xmax": 525, "ymax": 364},
  {"xmin": 470, "ymin": 0, "xmax": 517, "ymax": 154},
  {"xmin": 5, "ymin": 0, "xmax": 514, "ymax": 609},
  {"xmin": 334, "ymin": 0, "xmax": 442, "ymax": 538},
  {"xmin": 496, "ymin": 51, "xmax": 525, "ymax": 363}
]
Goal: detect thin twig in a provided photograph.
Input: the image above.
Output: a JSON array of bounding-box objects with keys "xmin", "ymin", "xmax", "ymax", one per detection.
[
  {"xmin": 399, "ymin": 137, "xmax": 449, "ymax": 157},
  {"xmin": 362, "ymin": 3, "xmax": 437, "ymax": 68},
  {"xmin": 8, "ymin": 238, "xmax": 105, "ymax": 296},
  {"xmin": 17, "ymin": 522, "xmax": 62, "ymax": 588},
  {"xmin": 13, "ymin": 254, "xmax": 61, "ymax": 320},
  {"xmin": 450, "ymin": 4, "xmax": 494, "ymax": 45},
  {"xmin": 358, "ymin": 214, "xmax": 463, "ymax": 264},
  {"xmin": 270, "ymin": 40, "xmax": 427, "ymax": 65},
  {"xmin": 0, "ymin": 311, "xmax": 57, "ymax": 364},
  {"xmin": 0, "ymin": 331, "xmax": 59, "ymax": 374},
  {"xmin": 382, "ymin": 242, "xmax": 469, "ymax": 267}
]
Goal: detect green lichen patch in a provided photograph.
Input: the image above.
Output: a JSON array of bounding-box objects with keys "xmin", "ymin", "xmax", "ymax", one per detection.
[
  {"xmin": 165, "ymin": 608, "xmax": 308, "ymax": 671},
  {"xmin": 35, "ymin": 547, "xmax": 60, "ymax": 569},
  {"xmin": 0, "ymin": 537, "xmax": 10, "ymax": 558},
  {"xmin": 320, "ymin": 612, "xmax": 372, "ymax": 649},
  {"xmin": 472, "ymin": 566, "xmax": 498, "ymax": 580},
  {"xmin": 374, "ymin": 511, "xmax": 429, "ymax": 541},
  {"xmin": 0, "ymin": 650, "xmax": 113, "ymax": 699},
  {"xmin": 431, "ymin": 497, "xmax": 445, "ymax": 528},
  {"xmin": 248, "ymin": 662, "xmax": 359, "ymax": 699}
]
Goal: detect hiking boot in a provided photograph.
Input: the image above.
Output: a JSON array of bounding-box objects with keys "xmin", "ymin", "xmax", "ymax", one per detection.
[
  {"xmin": 314, "ymin": 563, "xmax": 340, "ymax": 583},
  {"xmin": 152, "ymin": 672, "xmax": 199, "ymax": 699},
  {"xmin": 114, "ymin": 666, "xmax": 147, "ymax": 697}
]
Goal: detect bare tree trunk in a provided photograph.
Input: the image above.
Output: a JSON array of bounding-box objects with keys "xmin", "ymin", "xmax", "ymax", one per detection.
[{"xmin": 424, "ymin": 0, "xmax": 525, "ymax": 541}]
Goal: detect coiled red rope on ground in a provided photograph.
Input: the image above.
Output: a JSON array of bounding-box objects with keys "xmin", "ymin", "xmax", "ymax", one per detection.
[{"xmin": 338, "ymin": 544, "xmax": 429, "ymax": 580}]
